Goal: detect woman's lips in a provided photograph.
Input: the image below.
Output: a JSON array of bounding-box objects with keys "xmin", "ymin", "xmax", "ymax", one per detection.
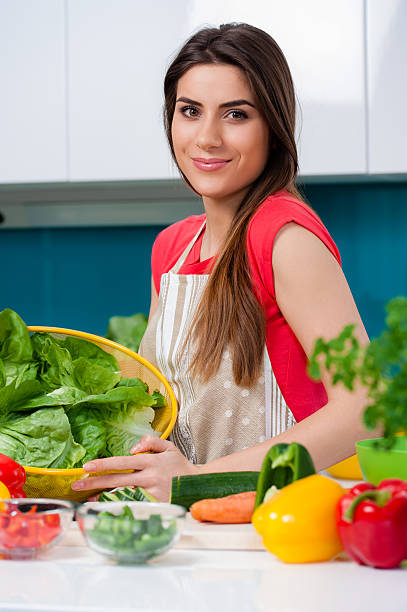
[{"xmin": 192, "ymin": 158, "xmax": 231, "ymax": 171}]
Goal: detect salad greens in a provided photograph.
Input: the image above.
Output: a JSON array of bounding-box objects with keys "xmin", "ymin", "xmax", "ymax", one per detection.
[
  {"xmin": 308, "ymin": 296, "xmax": 407, "ymax": 448},
  {"xmin": 106, "ymin": 313, "xmax": 148, "ymax": 353},
  {"xmin": 0, "ymin": 309, "xmax": 164, "ymax": 468},
  {"xmin": 87, "ymin": 505, "xmax": 177, "ymax": 562}
]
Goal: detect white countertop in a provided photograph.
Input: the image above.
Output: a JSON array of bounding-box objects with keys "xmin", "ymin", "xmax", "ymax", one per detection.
[
  {"xmin": 0, "ymin": 526, "xmax": 407, "ymax": 612},
  {"xmin": 0, "ymin": 477, "xmax": 407, "ymax": 612}
]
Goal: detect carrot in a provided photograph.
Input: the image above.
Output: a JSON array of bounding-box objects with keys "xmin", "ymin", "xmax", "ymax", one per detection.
[{"xmin": 190, "ymin": 490, "xmax": 257, "ymax": 524}]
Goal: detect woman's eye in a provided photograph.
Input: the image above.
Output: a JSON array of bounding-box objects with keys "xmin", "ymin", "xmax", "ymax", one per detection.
[
  {"xmin": 181, "ymin": 106, "xmax": 199, "ymax": 118},
  {"xmin": 227, "ymin": 110, "xmax": 248, "ymax": 120}
]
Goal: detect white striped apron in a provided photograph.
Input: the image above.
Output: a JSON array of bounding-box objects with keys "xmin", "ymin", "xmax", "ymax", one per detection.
[{"xmin": 139, "ymin": 222, "xmax": 296, "ymax": 464}]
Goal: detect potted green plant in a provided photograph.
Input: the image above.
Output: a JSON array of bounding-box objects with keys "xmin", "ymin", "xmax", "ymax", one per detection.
[{"xmin": 309, "ymin": 297, "xmax": 407, "ymax": 483}]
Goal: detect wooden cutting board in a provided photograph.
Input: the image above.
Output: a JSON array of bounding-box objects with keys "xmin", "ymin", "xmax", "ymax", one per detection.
[{"xmin": 62, "ymin": 514, "xmax": 264, "ymax": 551}]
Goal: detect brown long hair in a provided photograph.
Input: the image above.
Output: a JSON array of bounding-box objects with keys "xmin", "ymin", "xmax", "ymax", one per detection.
[{"xmin": 163, "ymin": 23, "xmax": 303, "ymax": 387}]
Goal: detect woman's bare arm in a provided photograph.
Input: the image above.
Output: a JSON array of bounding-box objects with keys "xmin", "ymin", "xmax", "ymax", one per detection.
[{"xmin": 199, "ymin": 222, "xmax": 376, "ymax": 473}]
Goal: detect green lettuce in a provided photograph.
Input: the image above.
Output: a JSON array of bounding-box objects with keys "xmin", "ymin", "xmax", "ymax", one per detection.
[
  {"xmin": 72, "ymin": 357, "xmax": 121, "ymax": 395},
  {"xmin": 0, "ymin": 308, "xmax": 164, "ymax": 469},
  {"xmin": 0, "ymin": 406, "xmax": 86, "ymax": 468},
  {"xmin": 102, "ymin": 404, "xmax": 158, "ymax": 457},
  {"xmin": 106, "ymin": 313, "xmax": 148, "ymax": 353},
  {"xmin": 0, "ymin": 380, "xmax": 44, "ymax": 418},
  {"xmin": 0, "ymin": 309, "xmax": 33, "ymax": 362},
  {"xmin": 68, "ymin": 405, "xmax": 106, "ymax": 465},
  {"xmin": 0, "ymin": 309, "xmax": 38, "ymax": 386},
  {"xmin": 73, "ymin": 385, "xmax": 159, "ymax": 458}
]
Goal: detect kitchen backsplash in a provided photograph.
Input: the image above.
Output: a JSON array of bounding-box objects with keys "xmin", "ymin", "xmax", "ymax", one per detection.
[{"xmin": 1, "ymin": 179, "xmax": 406, "ymax": 339}]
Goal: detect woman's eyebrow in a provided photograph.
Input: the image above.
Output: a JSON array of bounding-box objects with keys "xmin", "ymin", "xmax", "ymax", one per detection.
[{"xmin": 176, "ymin": 96, "xmax": 256, "ymax": 109}]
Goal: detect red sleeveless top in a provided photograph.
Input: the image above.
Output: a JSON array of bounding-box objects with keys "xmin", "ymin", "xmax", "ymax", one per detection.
[{"xmin": 150, "ymin": 190, "xmax": 341, "ymax": 422}]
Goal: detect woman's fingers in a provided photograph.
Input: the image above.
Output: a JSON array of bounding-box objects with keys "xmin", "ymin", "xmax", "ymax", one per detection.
[
  {"xmin": 130, "ymin": 435, "xmax": 175, "ymax": 454},
  {"xmin": 73, "ymin": 444, "xmax": 170, "ymax": 491},
  {"xmin": 82, "ymin": 455, "xmax": 140, "ymax": 473},
  {"xmin": 72, "ymin": 469, "xmax": 154, "ymax": 492},
  {"xmin": 72, "ymin": 436, "xmax": 194, "ymax": 500}
]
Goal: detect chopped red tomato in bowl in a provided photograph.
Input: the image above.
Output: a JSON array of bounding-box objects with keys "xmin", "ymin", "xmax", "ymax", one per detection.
[{"xmin": 0, "ymin": 499, "xmax": 74, "ymax": 559}]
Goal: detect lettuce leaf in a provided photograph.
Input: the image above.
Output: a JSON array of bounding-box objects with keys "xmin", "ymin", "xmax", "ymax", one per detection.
[
  {"xmin": 0, "ymin": 406, "xmax": 86, "ymax": 468},
  {"xmin": 0, "ymin": 309, "xmax": 33, "ymax": 363},
  {"xmin": 0, "ymin": 380, "xmax": 45, "ymax": 419},
  {"xmin": 56, "ymin": 336, "xmax": 119, "ymax": 371},
  {"xmin": 0, "ymin": 360, "xmax": 5, "ymax": 388},
  {"xmin": 0, "ymin": 310, "xmax": 38, "ymax": 386},
  {"xmin": 73, "ymin": 385, "xmax": 156, "ymax": 408},
  {"xmin": 68, "ymin": 404, "xmax": 107, "ymax": 465},
  {"xmin": 32, "ymin": 333, "xmax": 75, "ymax": 389},
  {"xmin": 102, "ymin": 404, "xmax": 158, "ymax": 457},
  {"xmin": 72, "ymin": 357, "xmax": 121, "ymax": 395},
  {"xmin": 106, "ymin": 313, "xmax": 148, "ymax": 353},
  {"xmin": 118, "ymin": 377, "xmax": 148, "ymax": 391}
]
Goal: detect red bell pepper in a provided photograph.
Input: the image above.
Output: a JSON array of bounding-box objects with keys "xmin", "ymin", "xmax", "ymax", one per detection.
[
  {"xmin": 0, "ymin": 505, "xmax": 61, "ymax": 550},
  {"xmin": 336, "ymin": 479, "xmax": 407, "ymax": 569},
  {"xmin": 0, "ymin": 454, "xmax": 26, "ymax": 498}
]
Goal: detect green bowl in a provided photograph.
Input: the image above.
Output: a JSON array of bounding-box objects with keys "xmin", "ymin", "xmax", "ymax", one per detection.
[{"xmin": 356, "ymin": 436, "xmax": 407, "ymax": 484}]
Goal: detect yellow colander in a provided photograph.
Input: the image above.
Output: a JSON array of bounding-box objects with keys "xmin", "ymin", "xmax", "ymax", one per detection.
[{"xmin": 23, "ymin": 326, "xmax": 178, "ymax": 502}]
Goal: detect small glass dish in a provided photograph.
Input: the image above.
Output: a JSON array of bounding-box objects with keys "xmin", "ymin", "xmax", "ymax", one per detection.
[
  {"xmin": 0, "ymin": 498, "xmax": 75, "ymax": 559},
  {"xmin": 76, "ymin": 501, "xmax": 186, "ymax": 564}
]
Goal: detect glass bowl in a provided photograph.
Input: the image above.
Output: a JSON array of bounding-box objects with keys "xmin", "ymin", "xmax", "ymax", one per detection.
[
  {"xmin": 76, "ymin": 501, "xmax": 186, "ymax": 564},
  {"xmin": 0, "ymin": 498, "xmax": 74, "ymax": 559}
]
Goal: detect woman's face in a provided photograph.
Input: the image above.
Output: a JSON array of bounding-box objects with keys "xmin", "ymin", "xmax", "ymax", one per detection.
[{"xmin": 171, "ymin": 63, "xmax": 269, "ymax": 203}]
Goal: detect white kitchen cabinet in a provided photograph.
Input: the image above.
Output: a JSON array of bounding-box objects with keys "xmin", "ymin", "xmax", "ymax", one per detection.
[
  {"xmin": 3, "ymin": 1, "xmax": 405, "ymax": 184},
  {"xmin": 68, "ymin": 0, "xmax": 366, "ymax": 181},
  {"xmin": 182, "ymin": 0, "xmax": 367, "ymax": 176},
  {"xmin": 0, "ymin": 0, "xmax": 67, "ymax": 183},
  {"xmin": 67, "ymin": 0, "xmax": 185, "ymax": 181},
  {"xmin": 367, "ymin": 0, "xmax": 407, "ymax": 174}
]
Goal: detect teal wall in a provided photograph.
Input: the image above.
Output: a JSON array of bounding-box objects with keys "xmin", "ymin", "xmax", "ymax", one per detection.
[
  {"xmin": 303, "ymin": 182, "xmax": 407, "ymax": 338},
  {"xmin": 1, "ymin": 225, "xmax": 161, "ymax": 336},
  {"xmin": 1, "ymin": 181, "xmax": 406, "ymax": 339}
]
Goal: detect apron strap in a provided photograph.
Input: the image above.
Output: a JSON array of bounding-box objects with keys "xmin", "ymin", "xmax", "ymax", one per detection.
[{"xmin": 171, "ymin": 220, "xmax": 207, "ymax": 274}]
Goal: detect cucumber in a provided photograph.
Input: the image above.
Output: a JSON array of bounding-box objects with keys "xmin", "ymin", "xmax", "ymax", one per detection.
[
  {"xmin": 97, "ymin": 490, "xmax": 119, "ymax": 502},
  {"xmin": 132, "ymin": 487, "xmax": 157, "ymax": 502},
  {"xmin": 98, "ymin": 486, "xmax": 157, "ymax": 503},
  {"xmin": 170, "ymin": 471, "xmax": 259, "ymax": 509}
]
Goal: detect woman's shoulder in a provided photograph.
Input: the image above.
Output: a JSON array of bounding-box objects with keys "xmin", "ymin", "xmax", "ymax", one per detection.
[
  {"xmin": 251, "ymin": 189, "xmax": 322, "ymax": 226},
  {"xmin": 247, "ymin": 189, "xmax": 340, "ymax": 264}
]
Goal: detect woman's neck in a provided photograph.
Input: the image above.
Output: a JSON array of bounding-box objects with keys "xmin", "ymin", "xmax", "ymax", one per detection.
[{"xmin": 200, "ymin": 191, "xmax": 246, "ymax": 261}]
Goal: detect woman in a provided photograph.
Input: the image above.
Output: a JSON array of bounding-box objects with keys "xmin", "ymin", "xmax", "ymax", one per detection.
[{"xmin": 72, "ymin": 23, "xmax": 370, "ymax": 501}]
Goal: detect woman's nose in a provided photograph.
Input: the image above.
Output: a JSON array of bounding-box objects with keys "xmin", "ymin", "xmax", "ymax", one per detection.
[{"xmin": 195, "ymin": 117, "xmax": 222, "ymax": 150}]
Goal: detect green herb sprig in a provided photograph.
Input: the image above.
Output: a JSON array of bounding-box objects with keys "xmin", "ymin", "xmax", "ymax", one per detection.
[{"xmin": 308, "ymin": 297, "xmax": 407, "ymax": 448}]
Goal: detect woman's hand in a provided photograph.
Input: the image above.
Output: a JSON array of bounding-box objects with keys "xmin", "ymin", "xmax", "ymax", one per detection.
[{"xmin": 71, "ymin": 436, "xmax": 198, "ymax": 502}]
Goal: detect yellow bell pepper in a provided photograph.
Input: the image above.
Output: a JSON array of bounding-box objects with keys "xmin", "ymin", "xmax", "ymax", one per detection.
[
  {"xmin": 326, "ymin": 454, "xmax": 363, "ymax": 480},
  {"xmin": 0, "ymin": 480, "xmax": 11, "ymax": 512},
  {"xmin": 252, "ymin": 474, "xmax": 345, "ymax": 563}
]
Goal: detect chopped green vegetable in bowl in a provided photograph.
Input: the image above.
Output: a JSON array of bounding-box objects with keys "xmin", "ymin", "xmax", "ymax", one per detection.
[{"xmin": 76, "ymin": 501, "xmax": 185, "ymax": 563}]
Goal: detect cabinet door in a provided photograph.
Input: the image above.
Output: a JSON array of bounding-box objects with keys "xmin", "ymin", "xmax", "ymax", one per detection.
[
  {"xmin": 0, "ymin": 0, "xmax": 66, "ymax": 183},
  {"xmin": 182, "ymin": 0, "xmax": 366, "ymax": 175},
  {"xmin": 67, "ymin": 0, "xmax": 187, "ymax": 181},
  {"xmin": 367, "ymin": 0, "xmax": 407, "ymax": 174}
]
